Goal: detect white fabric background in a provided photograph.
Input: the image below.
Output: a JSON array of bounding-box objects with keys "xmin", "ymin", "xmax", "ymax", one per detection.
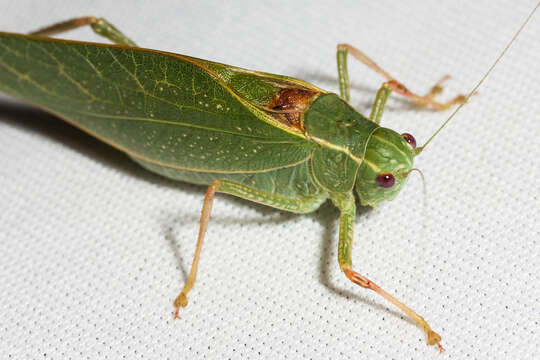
[{"xmin": 1, "ymin": 1, "xmax": 539, "ymax": 359}]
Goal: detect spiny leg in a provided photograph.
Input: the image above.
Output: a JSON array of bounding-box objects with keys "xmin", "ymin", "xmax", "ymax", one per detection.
[
  {"xmin": 331, "ymin": 192, "xmax": 444, "ymax": 352},
  {"xmin": 174, "ymin": 179, "xmax": 327, "ymax": 318},
  {"xmin": 368, "ymin": 82, "xmax": 392, "ymax": 124},
  {"xmin": 336, "ymin": 43, "xmax": 466, "ymax": 110},
  {"xmin": 369, "ymin": 77, "xmax": 451, "ymax": 124},
  {"xmin": 29, "ymin": 16, "xmax": 137, "ymax": 46},
  {"xmin": 173, "ymin": 182, "xmax": 217, "ymax": 319}
]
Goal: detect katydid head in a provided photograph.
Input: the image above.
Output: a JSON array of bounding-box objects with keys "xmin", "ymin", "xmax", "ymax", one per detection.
[
  {"xmin": 356, "ymin": 1, "xmax": 540, "ymax": 208},
  {"xmin": 355, "ymin": 128, "xmax": 417, "ymax": 207}
]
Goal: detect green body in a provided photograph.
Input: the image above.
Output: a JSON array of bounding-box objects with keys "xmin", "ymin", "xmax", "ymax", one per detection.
[
  {"xmin": 0, "ymin": 20, "xmax": 442, "ymax": 347},
  {"xmin": 3, "ymin": 10, "xmax": 530, "ymax": 348},
  {"xmin": 0, "ymin": 33, "xmax": 414, "ymax": 207}
]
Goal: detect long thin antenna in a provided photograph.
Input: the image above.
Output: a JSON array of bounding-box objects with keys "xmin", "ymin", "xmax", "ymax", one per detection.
[{"xmin": 417, "ymin": 2, "xmax": 539, "ymax": 153}]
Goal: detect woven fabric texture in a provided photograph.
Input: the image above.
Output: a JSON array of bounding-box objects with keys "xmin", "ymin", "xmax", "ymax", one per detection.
[{"xmin": 1, "ymin": 1, "xmax": 539, "ymax": 359}]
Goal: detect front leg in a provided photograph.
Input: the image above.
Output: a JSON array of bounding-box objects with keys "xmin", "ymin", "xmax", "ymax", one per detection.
[
  {"xmin": 368, "ymin": 82, "xmax": 393, "ymax": 124},
  {"xmin": 330, "ymin": 192, "xmax": 444, "ymax": 352},
  {"xmin": 336, "ymin": 43, "xmax": 466, "ymax": 110},
  {"xmin": 174, "ymin": 179, "xmax": 328, "ymax": 318}
]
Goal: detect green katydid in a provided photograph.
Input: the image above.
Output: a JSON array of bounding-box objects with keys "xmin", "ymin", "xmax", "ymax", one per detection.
[{"xmin": 0, "ymin": 5, "xmax": 536, "ymax": 351}]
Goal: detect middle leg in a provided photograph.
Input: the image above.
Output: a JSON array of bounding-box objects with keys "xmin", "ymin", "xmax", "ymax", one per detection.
[{"xmin": 173, "ymin": 179, "xmax": 328, "ymax": 318}]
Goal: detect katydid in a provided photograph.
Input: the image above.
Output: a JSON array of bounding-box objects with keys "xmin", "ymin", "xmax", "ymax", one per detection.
[{"xmin": 0, "ymin": 6, "xmax": 536, "ymax": 351}]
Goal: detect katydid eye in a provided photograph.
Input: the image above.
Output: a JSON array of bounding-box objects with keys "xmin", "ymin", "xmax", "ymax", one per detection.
[
  {"xmin": 402, "ymin": 133, "xmax": 416, "ymax": 149},
  {"xmin": 376, "ymin": 173, "xmax": 395, "ymax": 188}
]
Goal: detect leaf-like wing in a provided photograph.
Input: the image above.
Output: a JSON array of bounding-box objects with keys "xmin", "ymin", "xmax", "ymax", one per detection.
[{"xmin": 0, "ymin": 33, "xmax": 314, "ymax": 173}]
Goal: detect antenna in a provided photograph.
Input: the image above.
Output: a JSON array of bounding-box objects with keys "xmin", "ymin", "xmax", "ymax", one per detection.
[{"xmin": 417, "ymin": 2, "xmax": 539, "ymax": 154}]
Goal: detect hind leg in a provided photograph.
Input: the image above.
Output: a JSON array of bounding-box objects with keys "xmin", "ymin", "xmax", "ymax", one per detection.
[{"xmin": 29, "ymin": 16, "xmax": 137, "ymax": 46}]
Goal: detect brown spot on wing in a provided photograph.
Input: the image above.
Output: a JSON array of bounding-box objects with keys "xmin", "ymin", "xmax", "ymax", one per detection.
[{"xmin": 267, "ymin": 88, "xmax": 319, "ymax": 131}]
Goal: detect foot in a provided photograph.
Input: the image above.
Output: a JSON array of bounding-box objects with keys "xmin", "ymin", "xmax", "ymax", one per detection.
[
  {"xmin": 387, "ymin": 75, "xmax": 468, "ymax": 110},
  {"xmin": 173, "ymin": 292, "xmax": 188, "ymax": 319}
]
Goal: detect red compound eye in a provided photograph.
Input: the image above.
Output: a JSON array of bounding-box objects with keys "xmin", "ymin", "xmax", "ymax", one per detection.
[
  {"xmin": 402, "ymin": 133, "xmax": 416, "ymax": 149},
  {"xmin": 376, "ymin": 173, "xmax": 395, "ymax": 188}
]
